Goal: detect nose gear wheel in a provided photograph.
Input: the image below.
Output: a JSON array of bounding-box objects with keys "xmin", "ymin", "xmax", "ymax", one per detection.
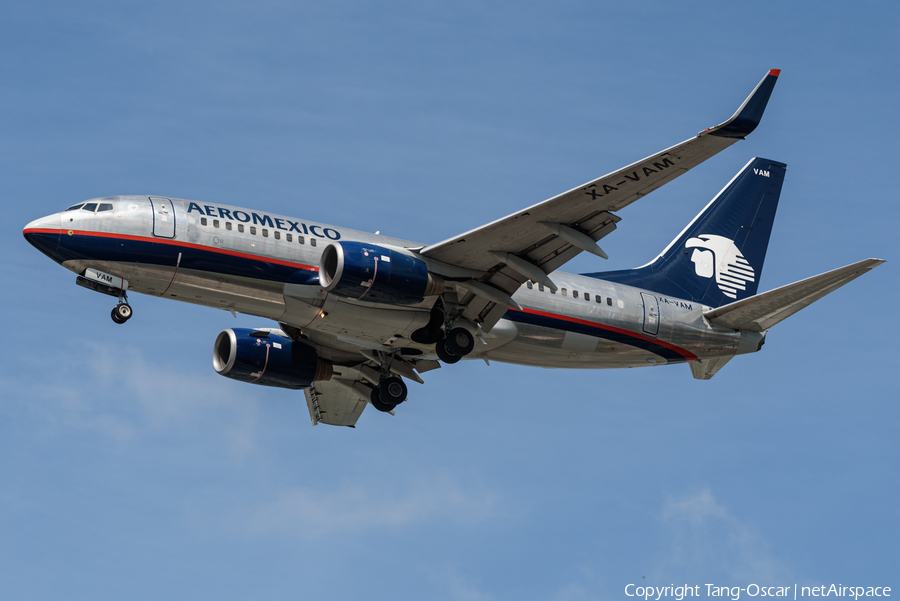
[{"xmin": 111, "ymin": 303, "xmax": 132, "ymax": 324}]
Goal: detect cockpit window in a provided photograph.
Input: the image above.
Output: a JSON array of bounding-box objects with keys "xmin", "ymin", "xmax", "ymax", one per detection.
[
  {"xmin": 97, "ymin": 203, "xmax": 113, "ymax": 212},
  {"xmin": 81, "ymin": 203, "xmax": 98, "ymax": 212},
  {"xmin": 65, "ymin": 203, "xmax": 85, "ymax": 211}
]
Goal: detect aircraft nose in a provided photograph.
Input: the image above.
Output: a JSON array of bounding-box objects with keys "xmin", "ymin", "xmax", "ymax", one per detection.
[{"xmin": 23, "ymin": 213, "xmax": 62, "ymax": 256}]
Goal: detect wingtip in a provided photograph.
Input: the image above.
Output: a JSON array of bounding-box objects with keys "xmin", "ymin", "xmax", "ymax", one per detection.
[{"xmin": 706, "ymin": 69, "xmax": 781, "ymax": 139}]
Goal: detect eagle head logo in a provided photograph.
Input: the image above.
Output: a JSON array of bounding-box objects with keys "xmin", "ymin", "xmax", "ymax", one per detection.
[{"xmin": 685, "ymin": 234, "xmax": 755, "ymax": 299}]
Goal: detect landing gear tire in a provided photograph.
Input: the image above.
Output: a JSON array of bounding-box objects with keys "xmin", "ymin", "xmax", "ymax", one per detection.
[
  {"xmin": 370, "ymin": 387, "xmax": 397, "ymax": 413},
  {"xmin": 445, "ymin": 327, "xmax": 475, "ymax": 356},
  {"xmin": 436, "ymin": 339, "xmax": 461, "ymax": 364},
  {"xmin": 379, "ymin": 376, "xmax": 408, "ymax": 405},
  {"xmin": 111, "ymin": 304, "xmax": 132, "ymax": 324}
]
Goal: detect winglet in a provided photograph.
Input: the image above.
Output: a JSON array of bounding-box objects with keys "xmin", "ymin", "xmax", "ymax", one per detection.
[{"xmin": 704, "ymin": 69, "xmax": 781, "ymax": 139}]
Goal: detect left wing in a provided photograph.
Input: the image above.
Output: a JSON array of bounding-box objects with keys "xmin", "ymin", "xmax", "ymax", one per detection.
[{"xmin": 419, "ymin": 69, "xmax": 781, "ymax": 331}]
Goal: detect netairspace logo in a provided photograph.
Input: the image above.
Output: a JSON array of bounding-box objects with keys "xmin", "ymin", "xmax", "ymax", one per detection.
[{"xmin": 624, "ymin": 584, "xmax": 891, "ymax": 601}]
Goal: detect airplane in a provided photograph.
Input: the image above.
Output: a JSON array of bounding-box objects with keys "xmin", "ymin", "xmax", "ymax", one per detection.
[{"xmin": 23, "ymin": 69, "xmax": 884, "ymax": 427}]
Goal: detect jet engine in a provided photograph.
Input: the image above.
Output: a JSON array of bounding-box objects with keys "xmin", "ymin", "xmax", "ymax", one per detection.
[
  {"xmin": 319, "ymin": 241, "xmax": 443, "ymax": 305},
  {"xmin": 213, "ymin": 328, "xmax": 333, "ymax": 389}
]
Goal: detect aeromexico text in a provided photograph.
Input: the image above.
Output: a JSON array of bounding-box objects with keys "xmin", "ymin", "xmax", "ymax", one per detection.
[{"xmin": 187, "ymin": 203, "xmax": 342, "ymax": 240}]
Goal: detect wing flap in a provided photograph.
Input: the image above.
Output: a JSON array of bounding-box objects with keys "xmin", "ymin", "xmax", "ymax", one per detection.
[
  {"xmin": 704, "ymin": 258, "xmax": 885, "ymax": 332},
  {"xmin": 305, "ymin": 377, "xmax": 370, "ymax": 427}
]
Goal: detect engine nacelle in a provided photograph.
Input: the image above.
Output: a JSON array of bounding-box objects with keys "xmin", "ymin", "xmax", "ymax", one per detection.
[
  {"xmin": 319, "ymin": 241, "xmax": 443, "ymax": 305},
  {"xmin": 213, "ymin": 328, "xmax": 333, "ymax": 389}
]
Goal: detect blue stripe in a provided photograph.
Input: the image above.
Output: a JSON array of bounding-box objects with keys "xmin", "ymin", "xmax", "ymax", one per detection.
[{"xmin": 31, "ymin": 232, "xmax": 312, "ymax": 283}]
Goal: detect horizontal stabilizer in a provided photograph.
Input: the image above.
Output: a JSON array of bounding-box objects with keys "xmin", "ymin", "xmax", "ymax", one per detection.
[{"xmin": 704, "ymin": 258, "xmax": 885, "ymax": 331}]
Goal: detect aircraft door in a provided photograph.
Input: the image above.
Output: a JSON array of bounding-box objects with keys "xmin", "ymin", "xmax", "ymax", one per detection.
[
  {"xmin": 640, "ymin": 292, "xmax": 659, "ymax": 337},
  {"xmin": 149, "ymin": 196, "xmax": 176, "ymax": 238}
]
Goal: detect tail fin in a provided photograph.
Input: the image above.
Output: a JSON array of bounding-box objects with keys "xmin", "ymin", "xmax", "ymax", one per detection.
[{"xmin": 586, "ymin": 157, "xmax": 786, "ymax": 307}]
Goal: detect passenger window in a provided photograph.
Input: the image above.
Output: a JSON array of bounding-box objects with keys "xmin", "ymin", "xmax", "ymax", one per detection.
[
  {"xmin": 607, "ymin": 297, "xmax": 613, "ymax": 306},
  {"xmin": 97, "ymin": 203, "xmax": 113, "ymax": 212},
  {"xmin": 573, "ymin": 290, "xmax": 579, "ymax": 299},
  {"xmin": 213, "ymin": 220, "xmax": 220, "ymax": 228},
  {"xmin": 238, "ymin": 224, "xmax": 244, "ymax": 233},
  {"xmin": 286, "ymin": 233, "xmax": 292, "ymax": 242},
  {"xmin": 65, "ymin": 203, "xmax": 85, "ymax": 211},
  {"xmin": 262, "ymin": 229, "xmax": 269, "ymax": 237},
  {"xmin": 550, "ymin": 288, "xmax": 556, "ymax": 294},
  {"xmin": 311, "ymin": 239, "xmax": 317, "ymax": 247},
  {"xmin": 82, "ymin": 203, "xmax": 98, "ymax": 212},
  {"xmin": 274, "ymin": 231, "xmax": 280, "ymax": 240},
  {"xmin": 538, "ymin": 284, "xmax": 544, "ymax": 292},
  {"xmin": 225, "ymin": 222, "xmax": 232, "ymax": 231},
  {"xmin": 596, "ymin": 295, "xmax": 602, "ymax": 303},
  {"xmin": 201, "ymin": 217, "xmax": 208, "ymax": 226},
  {"xmin": 526, "ymin": 281, "xmax": 533, "ymax": 289},
  {"xmin": 584, "ymin": 293, "xmax": 590, "ymax": 302},
  {"xmin": 561, "ymin": 288, "xmax": 568, "ymax": 297},
  {"xmin": 250, "ymin": 226, "xmax": 257, "ymax": 235},
  {"xmin": 298, "ymin": 236, "xmax": 305, "ymax": 244}
]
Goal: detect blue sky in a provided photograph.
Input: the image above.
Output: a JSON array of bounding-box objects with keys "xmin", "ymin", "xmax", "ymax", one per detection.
[{"xmin": 1, "ymin": 2, "xmax": 897, "ymax": 599}]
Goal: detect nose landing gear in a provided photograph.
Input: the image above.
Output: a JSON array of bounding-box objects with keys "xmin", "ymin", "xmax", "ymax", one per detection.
[
  {"xmin": 74, "ymin": 269, "xmax": 134, "ymax": 325},
  {"xmin": 111, "ymin": 302, "xmax": 133, "ymax": 324}
]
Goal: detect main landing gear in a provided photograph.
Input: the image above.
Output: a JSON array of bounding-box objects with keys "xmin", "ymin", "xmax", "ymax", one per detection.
[
  {"xmin": 369, "ymin": 375, "xmax": 408, "ymax": 413},
  {"xmin": 410, "ymin": 302, "xmax": 478, "ymax": 365},
  {"xmin": 435, "ymin": 327, "xmax": 475, "ymax": 364}
]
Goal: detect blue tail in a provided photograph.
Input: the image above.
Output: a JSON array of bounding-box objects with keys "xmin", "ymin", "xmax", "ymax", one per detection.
[{"xmin": 584, "ymin": 157, "xmax": 787, "ymax": 308}]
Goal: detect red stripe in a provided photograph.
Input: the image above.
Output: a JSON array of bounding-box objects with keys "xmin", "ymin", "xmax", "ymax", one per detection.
[
  {"xmin": 768, "ymin": 68, "xmax": 781, "ymax": 77},
  {"xmin": 24, "ymin": 228, "xmax": 318, "ymax": 272},
  {"xmin": 516, "ymin": 306, "xmax": 698, "ymax": 362}
]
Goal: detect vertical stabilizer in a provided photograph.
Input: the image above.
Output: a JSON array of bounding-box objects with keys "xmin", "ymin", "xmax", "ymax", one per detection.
[{"xmin": 586, "ymin": 158, "xmax": 786, "ymax": 308}]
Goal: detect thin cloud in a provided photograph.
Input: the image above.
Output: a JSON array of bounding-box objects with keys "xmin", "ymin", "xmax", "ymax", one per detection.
[
  {"xmin": 10, "ymin": 342, "xmax": 262, "ymax": 456},
  {"xmin": 245, "ymin": 475, "xmax": 498, "ymax": 539},
  {"xmin": 654, "ymin": 489, "xmax": 792, "ymax": 582},
  {"xmin": 427, "ymin": 566, "xmax": 496, "ymax": 601}
]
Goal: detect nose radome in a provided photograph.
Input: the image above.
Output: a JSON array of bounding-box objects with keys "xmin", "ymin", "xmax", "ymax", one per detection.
[
  {"xmin": 23, "ymin": 212, "xmax": 62, "ymax": 256},
  {"xmin": 23, "ymin": 212, "xmax": 61, "ymax": 234}
]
